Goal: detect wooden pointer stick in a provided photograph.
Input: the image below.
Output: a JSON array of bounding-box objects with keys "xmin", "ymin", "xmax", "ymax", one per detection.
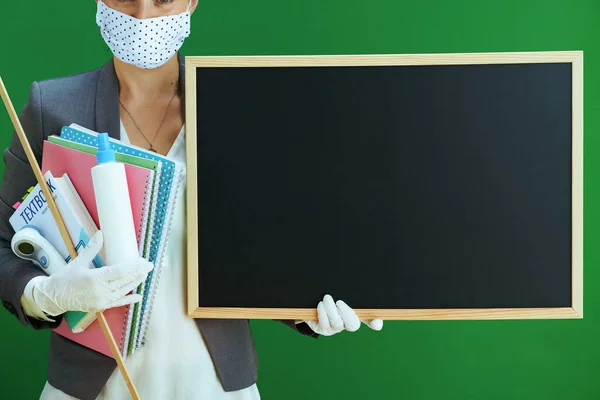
[{"xmin": 0, "ymin": 77, "xmax": 141, "ymax": 400}]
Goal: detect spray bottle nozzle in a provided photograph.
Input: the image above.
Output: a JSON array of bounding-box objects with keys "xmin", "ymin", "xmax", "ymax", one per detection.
[{"xmin": 96, "ymin": 133, "xmax": 116, "ymax": 164}]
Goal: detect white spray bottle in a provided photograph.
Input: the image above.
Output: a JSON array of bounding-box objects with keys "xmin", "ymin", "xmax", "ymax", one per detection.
[{"xmin": 91, "ymin": 133, "xmax": 138, "ymax": 265}]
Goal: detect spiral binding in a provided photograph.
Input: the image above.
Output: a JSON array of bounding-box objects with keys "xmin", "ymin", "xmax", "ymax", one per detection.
[
  {"xmin": 138, "ymin": 162, "xmax": 184, "ymax": 348},
  {"xmin": 131, "ymin": 154, "xmax": 178, "ymax": 351},
  {"xmin": 127, "ymin": 163, "xmax": 161, "ymax": 355},
  {"xmin": 121, "ymin": 171, "xmax": 153, "ymax": 357}
]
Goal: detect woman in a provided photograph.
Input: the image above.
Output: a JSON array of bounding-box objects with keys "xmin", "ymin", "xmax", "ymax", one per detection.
[{"xmin": 0, "ymin": 1, "xmax": 383, "ymax": 399}]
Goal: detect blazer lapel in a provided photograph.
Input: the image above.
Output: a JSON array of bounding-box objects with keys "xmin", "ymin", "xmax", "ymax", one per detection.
[
  {"xmin": 95, "ymin": 58, "xmax": 120, "ymax": 140},
  {"xmin": 94, "ymin": 53, "xmax": 186, "ymax": 141}
]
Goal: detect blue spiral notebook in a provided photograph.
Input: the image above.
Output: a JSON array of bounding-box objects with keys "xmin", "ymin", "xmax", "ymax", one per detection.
[{"xmin": 60, "ymin": 124, "xmax": 184, "ymax": 352}]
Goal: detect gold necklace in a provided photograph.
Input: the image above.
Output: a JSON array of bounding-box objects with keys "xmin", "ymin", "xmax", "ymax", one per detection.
[{"xmin": 119, "ymin": 85, "xmax": 178, "ymax": 153}]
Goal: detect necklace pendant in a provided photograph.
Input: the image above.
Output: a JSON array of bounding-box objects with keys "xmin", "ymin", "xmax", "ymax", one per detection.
[{"xmin": 149, "ymin": 147, "xmax": 157, "ymax": 153}]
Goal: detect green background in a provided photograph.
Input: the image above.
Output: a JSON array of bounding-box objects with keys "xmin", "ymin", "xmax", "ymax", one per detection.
[{"xmin": 1, "ymin": 1, "xmax": 599, "ymax": 399}]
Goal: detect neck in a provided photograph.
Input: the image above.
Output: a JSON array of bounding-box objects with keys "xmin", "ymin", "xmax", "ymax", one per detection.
[{"xmin": 114, "ymin": 55, "xmax": 180, "ymax": 104}]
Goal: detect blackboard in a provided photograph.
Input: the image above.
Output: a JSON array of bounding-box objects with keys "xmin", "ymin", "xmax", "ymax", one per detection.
[{"xmin": 184, "ymin": 52, "xmax": 583, "ymax": 320}]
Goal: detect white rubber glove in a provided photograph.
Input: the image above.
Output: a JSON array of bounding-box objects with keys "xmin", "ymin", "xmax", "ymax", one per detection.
[
  {"xmin": 301, "ymin": 294, "xmax": 384, "ymax": 336},
  {"xmin": 25, "ymin": 230, "xmax": 152, "ymax": 318}
]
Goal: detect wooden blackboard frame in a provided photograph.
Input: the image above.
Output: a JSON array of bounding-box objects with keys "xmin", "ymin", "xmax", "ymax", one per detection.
[{"xmin": 185, "ymin": 51, "xmax": 583, "ymax": 320}]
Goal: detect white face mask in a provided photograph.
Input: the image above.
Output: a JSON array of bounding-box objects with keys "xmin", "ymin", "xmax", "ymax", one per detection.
[{"xmin": 96, "ymin": 0, "xmax": 192, "ymax": 69}]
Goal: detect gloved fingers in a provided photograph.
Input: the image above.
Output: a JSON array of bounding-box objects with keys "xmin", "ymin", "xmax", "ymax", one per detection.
[
  {"xmin": 362, "ymin": 319, "xmax": 384, "ymax": 331},
  {"xmin": 139, "ymin": 259, "xmax": 154, "ymax": 274},
  {"xmin": 74, "ymin": 231, "xmax": 104, "ymax": 267},
  {"xmin": 70, "ymin": 281, "xmax": 141, "ymax": 313},
  {"xmin": 105, "ymin": 293, "xmax": 144, "ymax": 309},
  {"xmin": 101, "ymin": 260, "xmax": 152, "ymax": 290},
  {"xmin": 93, "ymin": 263, "xmax": 139, "ymax": 284},
  {"xmin": 94, "ymin": 259, "xmax": 153, "ymax": 283},
  {"xmin": 322, "ymin": 295, "xmax": 344, "ymax": 332},
  {"xmin": 112, "ymin": 279, "xmax": 145, "ymax": 301},
  {"xmin": 107, "ymin": 271, "xmax": 148, "ymax": 292},
  {"xmin": 335, "ymin": 300, "xmax": 361, "ymax": 332},
  {"xmin": 315, "ymin": 301, "xmax": 335, "ymax": 335}
]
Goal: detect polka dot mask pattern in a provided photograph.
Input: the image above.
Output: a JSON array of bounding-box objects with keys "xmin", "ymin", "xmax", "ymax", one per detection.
[{"xmin": 96, "ymin": 0, "xmax": 192, "ymax": 69}]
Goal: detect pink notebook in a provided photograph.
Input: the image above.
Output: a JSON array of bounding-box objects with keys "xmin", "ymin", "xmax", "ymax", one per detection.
[{"xmin": 42, "ymin": 140, "xmax": 152, "ymax": 358}]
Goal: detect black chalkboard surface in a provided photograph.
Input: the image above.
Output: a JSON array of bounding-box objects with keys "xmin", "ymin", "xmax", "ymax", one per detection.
[{"xmin": 184, "ymin": 52, "xmax": 583, "ymax": 320}]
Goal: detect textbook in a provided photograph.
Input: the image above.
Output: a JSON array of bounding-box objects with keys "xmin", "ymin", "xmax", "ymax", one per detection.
[{"xmin": 9, "ymin": 171, "xmax": 104, "ymax": 333}]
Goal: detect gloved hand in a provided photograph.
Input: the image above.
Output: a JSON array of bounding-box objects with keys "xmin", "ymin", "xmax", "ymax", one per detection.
[
  {"xmin": 22, "ymin": 230, "xmax": 152, "ymax": 319},
  {"xmin": 301, "ymin": 294, "xmax": 384, "ymax": 336}
]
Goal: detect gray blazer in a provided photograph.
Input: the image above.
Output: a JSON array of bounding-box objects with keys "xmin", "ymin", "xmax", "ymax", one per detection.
[{"xmin": 0, "ymin": 53, "xmax": 317, "ymax": 400}]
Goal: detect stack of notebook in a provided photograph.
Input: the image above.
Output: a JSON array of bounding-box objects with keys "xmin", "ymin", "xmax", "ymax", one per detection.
[{"xmin": 37, "ymin": 123, "xmax": 184, "ymax": 358}]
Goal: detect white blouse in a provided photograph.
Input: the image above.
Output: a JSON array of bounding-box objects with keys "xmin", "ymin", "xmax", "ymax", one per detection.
[{"xmin": 40, "ymin": 123, "xmax": 261, "ymax": 400}]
